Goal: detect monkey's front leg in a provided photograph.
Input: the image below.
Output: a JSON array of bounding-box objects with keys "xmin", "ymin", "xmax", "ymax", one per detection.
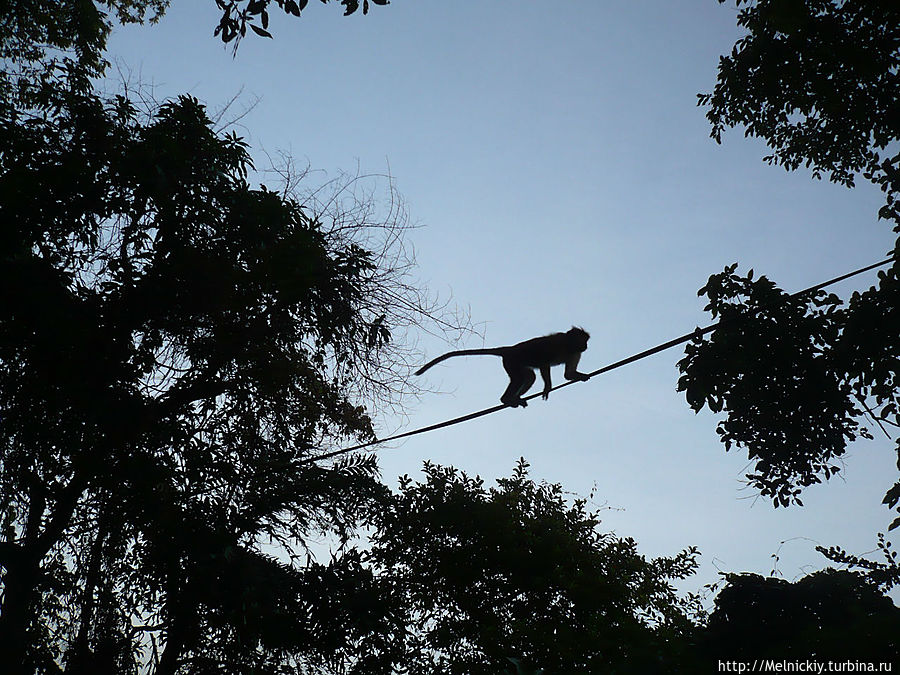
[{"xmin": 563, "ymin": 354, "xmax": 590, "ymax": 383}]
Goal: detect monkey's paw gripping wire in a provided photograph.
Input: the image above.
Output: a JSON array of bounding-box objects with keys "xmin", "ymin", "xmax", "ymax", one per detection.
[{"xmin": 304, "ymin": 256, "xmax": 896, "ymax": 465}]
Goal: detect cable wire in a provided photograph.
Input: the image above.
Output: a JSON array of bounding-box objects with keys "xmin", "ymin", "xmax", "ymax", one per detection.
[{"xmin": 305, "ymin": 256, "xmax": 895, "ymax": 464}]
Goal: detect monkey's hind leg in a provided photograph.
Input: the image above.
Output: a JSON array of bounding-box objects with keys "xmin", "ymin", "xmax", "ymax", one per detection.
[{"xmin": 500, "ymin": 364, "xmax": 536, "ymax": 408}]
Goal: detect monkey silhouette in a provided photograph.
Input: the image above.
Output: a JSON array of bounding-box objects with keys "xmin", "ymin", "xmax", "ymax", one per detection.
[{"xmin": 416, "ymin": 327, "xmax": 590, "ymax": 407}]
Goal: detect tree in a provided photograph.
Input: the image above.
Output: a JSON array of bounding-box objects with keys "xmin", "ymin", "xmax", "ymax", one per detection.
[
  {"xmin": 367, "ymin": 460, "xmax": 703, "ymax": 674},
  {"xmin": 678, "ymin": 0, "xmax": 900, "ymax": 529},
  {"xmin": 700, "ymin": 569, "xmax": 900, "ymax": 661},
  {"xmin": 0, "ymin": 77, "xmax": 403, "ymax": 673}
]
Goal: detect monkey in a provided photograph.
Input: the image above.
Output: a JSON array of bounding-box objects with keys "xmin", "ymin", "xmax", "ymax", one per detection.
[{"xmin": 415, "ymin": 327, "xmax": 591, "ymax": 408}]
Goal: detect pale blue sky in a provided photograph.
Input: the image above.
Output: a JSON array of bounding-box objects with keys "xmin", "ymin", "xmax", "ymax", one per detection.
[{"xmin": 106, "ymin": 2, "xmax": 898, "ymax": 599}]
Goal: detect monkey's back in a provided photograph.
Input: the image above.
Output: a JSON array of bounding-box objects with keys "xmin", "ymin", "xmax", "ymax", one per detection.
[{"xmin": 506, "ymin": 332, "xmax": 572, "ymax": 367}]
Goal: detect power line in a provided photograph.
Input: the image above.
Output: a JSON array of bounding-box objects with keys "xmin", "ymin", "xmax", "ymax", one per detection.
[{"xmin": 305, "ymin": 256, "xmax": 895, "ymax": 464}]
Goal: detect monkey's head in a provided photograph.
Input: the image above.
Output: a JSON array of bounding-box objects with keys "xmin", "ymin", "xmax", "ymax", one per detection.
[{"xmin": 567, "ymin": 326, "xmax": 590, "ymax": 352}]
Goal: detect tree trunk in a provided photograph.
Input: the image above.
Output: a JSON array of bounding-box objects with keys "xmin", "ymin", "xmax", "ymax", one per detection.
[{"xmin": 0, "ymin": 548, "xmax": 41, "ymax": 675}]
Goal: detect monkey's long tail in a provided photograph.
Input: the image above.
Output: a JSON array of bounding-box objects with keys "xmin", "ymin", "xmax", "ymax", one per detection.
[{"xmin": 414, "ymin": 348, "xmax": 507, "ymax": 376}]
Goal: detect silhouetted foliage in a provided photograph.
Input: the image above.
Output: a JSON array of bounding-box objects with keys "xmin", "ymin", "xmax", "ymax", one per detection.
[
  {"xmin": 0, "ymin": 1, "xmax": 457, "ymax": 659},
  {"xmin": 0, "ymin": 0, "xmax": 170, "ymax": 113},
  {"xmin": 679, "ymin": 262, "xmax": 899, "ymax": 521},
  {"xmin": 0, "ymin": 0, "xmax": 387, "ymax": 96},
  {"xmin": 367, "ymin": 459, "xmax": 703, "ymax": 674},
  {"xmin": 0, "ymin": 1, "xmax": 169, "ymax": 67},
  {"xmin": 700, "ymin": 570, "xmax": 900, "ymax": 661},
  {"xmin": 682, "ymin": 0, "xmax": 900, "ymax": 530},
  {"xmin": 817, "ymin": 532, "xmax": 900, "ymax": 592},
  {"xmin": 0, "ymin": 74, "xmax": 409, "ymax": 671},
  {"xmin": 213, "ymin": 0, "xmax": 390, "ymax": 46},
  {"xmin": 678, "ymin": 266, "xmax": 882, "ymax": 507},
  {"xmin": 701, "ymin": 0, "xmax": 900, "ymax": 227}
]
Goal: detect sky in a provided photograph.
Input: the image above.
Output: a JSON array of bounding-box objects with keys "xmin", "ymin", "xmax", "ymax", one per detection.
[{"xmin": 105, "ymin": 1, "xmax": 899, "ymax": 601}]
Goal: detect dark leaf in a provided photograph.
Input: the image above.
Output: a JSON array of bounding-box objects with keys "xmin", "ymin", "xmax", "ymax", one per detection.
[{"xmin": 882, "ymin": 482, "xmax": 900, "ymax": 509}]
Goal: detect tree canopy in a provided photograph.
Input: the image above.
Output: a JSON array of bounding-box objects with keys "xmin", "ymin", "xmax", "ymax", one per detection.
[
  {"xmin": 0, "ymin": 74, "xmax": 401, "ymax": 672},
  {"xmin": 700, "ymin": 0, "xmax": 900, "ymax": 227},
  {"xmin": 367, "ymin": 460, "xmax": 702, "ymax": 674},
  {"xmin": 702, "ymin": 569, "xmax": 900, "ymax": 661},
  {"xmin": 680, "ymin": 0, "xmax": 900, "ymax": 534}
]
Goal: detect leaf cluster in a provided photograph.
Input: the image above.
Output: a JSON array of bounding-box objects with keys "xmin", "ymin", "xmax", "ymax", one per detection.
[
  {"xmin": 0, "ymin": 0, "xmax": 170, "ymax": 101},
  {"xmin": 214, "ymin": 0, "xmax": 390, "ymax": 45},
  {"xmin": 700, "ymin": 0, "xmax": 900, "ymax": 227},
  {"xmin": 679, "ymin": 264, "xmax": 900, "ymax": 520},
  {"xmin": 817, "ymin": 532, "xmax": 900, "ymax": 591},
  {"xmin": 678, "ymin": 266, "xmax": 865, "ymax": 507}
]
